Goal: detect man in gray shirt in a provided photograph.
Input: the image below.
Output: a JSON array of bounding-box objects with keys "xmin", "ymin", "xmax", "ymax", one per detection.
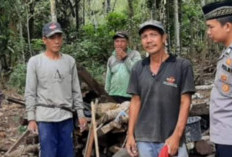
[{"xmin": 25, "ymin": 22, "xmax": 87, "ymax": 157}]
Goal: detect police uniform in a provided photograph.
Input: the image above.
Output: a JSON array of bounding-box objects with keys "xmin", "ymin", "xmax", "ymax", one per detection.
[
  {"xmin": 202, "ymin": 1, "xmax": 232, "ymax": 156},
  {"xmin": 210, "ymin": 46, "xmax": 232, "ymax": 145}
]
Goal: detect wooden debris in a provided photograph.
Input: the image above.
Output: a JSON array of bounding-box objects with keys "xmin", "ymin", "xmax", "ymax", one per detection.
[
  {"xmin": 195, "ymin": 140, "xmax": 215, "ymax": 155},
  {"xmin": 190, "ymin": 101, "xmax": 209, "ymax": 116},
  {"xmin": 0, "ymin": 131, "xmax": 6, "ymax": 138},
  {"xmin": 84, "ymin": 123, "xmax": 94, "ymax": 157},
  {"xmin": 76, "ymin": 63, "xmax": 115, "ymax": 102},
  {"xmin": 4, "ymin": 130, "xmax": 30, "ymax": 156},
  {"xmin": 6, "ymin": 96, "xmax": 25, "ymax": 106},
  {"xmin": 195, "ymin": 85, "xmax": 213, "ymax": 90},
  {"xmin": 91, "ymin": 100, "xmax": 100, "ymax": 157}
]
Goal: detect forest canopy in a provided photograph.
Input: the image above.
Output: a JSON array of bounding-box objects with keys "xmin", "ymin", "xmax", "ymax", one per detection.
[{"xmin": 0, "ymin": 0, "xmax": 224, "ymax": 93}]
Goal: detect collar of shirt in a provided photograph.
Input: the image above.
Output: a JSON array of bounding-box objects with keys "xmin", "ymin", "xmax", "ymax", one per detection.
[{"xmin": 142, "ymin": 53, "xmax": 176, "ymax": 66}]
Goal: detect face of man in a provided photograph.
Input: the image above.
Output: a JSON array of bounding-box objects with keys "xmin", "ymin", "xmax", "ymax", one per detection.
[
  {"xmin": 114, "ymin": 38, "xmax": 128, "ymax": 52},
  {"xmin": 206, "ymin": 19, "xmax": 229, "ymax": 44},
  {"xmin": 141, "ymin": 28, "xmax": 166, "ymax": 55},
  {"xmin": 43, "ymin": 33, "xmax": 63, "ymax": 53}
]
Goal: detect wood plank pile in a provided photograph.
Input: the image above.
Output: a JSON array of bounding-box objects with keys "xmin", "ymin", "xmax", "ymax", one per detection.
[{"xmin": 0, "ymin": 84, "xmax": 216, "ymax": 157}]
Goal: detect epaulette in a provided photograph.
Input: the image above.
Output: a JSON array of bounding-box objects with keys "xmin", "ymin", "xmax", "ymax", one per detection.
[{"xmin": 225, "ymin": 47, "xmax": 232, "ymax": 55}]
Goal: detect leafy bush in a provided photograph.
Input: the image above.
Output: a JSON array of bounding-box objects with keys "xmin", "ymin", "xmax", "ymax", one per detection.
[{"xmin": 8, "ymin": 64, "xmax": 27, "ymax": 94}]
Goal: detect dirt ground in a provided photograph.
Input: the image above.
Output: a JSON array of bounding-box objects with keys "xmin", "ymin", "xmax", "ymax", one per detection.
[
  {"xmin": 0, "ymin": 86, "xmax": 214, "ymax": 157},
  {"xmin": 0, "ymin": 89, "xmax": 31, "ymax": 157}
]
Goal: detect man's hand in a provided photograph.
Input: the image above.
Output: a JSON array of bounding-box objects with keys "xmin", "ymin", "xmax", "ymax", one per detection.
[
  {"xmin": 165, "ymin": 134, "xmax": 180, "ymax": 156},
  {"xmin": 116, "ymin": 48, "xmax": 127, "ymax": 60},
  {"xmin": 78, "ymin": 117, "xmax": 88, "ymax": 132},
  {"xmin": 28, "ymin": 120, "xmax": 38, "ymax": 134},
  {"xmin": 126, "ymin": 135, "xmax": 138, "ymax": 157}
]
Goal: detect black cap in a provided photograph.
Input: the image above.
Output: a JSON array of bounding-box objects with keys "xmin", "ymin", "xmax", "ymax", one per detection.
[
  {"xmin": 139, "ymin": 20, "xmax": 165, "ymax": 35},
  {"xmin": 113, "ymin": 31, "xmax": 129, "ymax": 40},
  {"xmin": 42, "ymin": 22, "xmax": 63, "ymax": 37},
  {"xmin": 202, "ymin": 1, "xmax": 232, "ymax": 20}
]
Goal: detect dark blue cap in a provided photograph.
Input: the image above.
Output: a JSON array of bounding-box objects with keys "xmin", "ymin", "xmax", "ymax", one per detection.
[
  {"xmin": 202, "ymin": 1, "xmax": 232, "ymax": 20},
  {"xmin": 42, "ymin": 22, "xmax": 63, "ymax": 37}
]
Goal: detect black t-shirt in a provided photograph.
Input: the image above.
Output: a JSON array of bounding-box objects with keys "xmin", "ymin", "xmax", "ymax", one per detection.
[{"xmin": 127, "ymin": 54, "xmax": 195, "ymax": 142}]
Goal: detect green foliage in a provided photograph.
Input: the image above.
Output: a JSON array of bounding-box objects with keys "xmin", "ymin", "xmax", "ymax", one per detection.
[
  {"xmin": 31, "ymin": 39, "xmax": 44, "ymax": 52},
  {"xmin": 62, "ymin": 38, "xmax": 107, "ymax": 83},
  {"xmin": 3, "ymin": 0, "xmax": 213, "ymax": 92},
  {"xmin": 8, "ymin": 64, "xmax": 27, "ymax": 94},
  {"xmin": 106, "ymin": 12, "xmax": 127, "ymax": 31},
  {"xmin": 181, "ymin": 0, "xmax": 206, "ymax": 54}
]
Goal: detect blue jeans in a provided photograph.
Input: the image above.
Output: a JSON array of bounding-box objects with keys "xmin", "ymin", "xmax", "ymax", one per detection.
[
  {"xmin": 38, "ymin": 118, "xmax": 74, "ymax": 157},
  {"xmin": 216, "ymin": 144, "xmax": 232, "ymax": 157},
  {"xmin": 137, "ymin": 141, "xmax": 188, "ymax": 157}
]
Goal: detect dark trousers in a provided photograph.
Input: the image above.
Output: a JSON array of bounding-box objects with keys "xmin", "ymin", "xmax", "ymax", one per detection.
[
  {"xmin": 216, "ymin": 144, "xmax": 232, "ymax": 157},
  {"xmin": 38, "ymin": 118, "xmax": 74, "ymax": 157},
  {"xmin": 112, "ymin": 96, "xmax": 131, "ymax": 103}
]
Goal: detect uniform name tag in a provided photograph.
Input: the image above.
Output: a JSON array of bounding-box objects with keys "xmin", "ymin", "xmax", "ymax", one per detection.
[{"xmin": 222, "ymin": 64, "xmax": 232, "ymax": 73}]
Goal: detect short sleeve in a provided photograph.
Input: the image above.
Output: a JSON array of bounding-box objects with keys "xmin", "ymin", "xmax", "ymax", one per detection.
[
  {"xmin": 127, "ymin": 62, "xmax": 141, "ymax": 95},
  {"xmin": 180, "ymin": 60, "xmax": 196, "ymax": 95}
]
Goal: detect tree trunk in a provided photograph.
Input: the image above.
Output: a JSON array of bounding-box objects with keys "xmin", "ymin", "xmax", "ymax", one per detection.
[
  {"xmin": 151, "ymin": 0, "xmax": 157, "ymax": 20},
  {"xmin": 159, "ymin": 0, "xmax": 166, "ymax": 25},
  {"xmin": 83, "ymin": 0, "xmax": 85, "ymax": 25},
  {"xmin": 29, "ymin": 2, "xmax": 35, "ymax": 41},
  {"xmin": 106, "ymin": 0, "xmax": 111, "ymax": 13},
  {"xmin": 75, "ymin": 0, "xmax": 80, "ymax": 33},
  {"xmin": 166, "ymin": 0, "xmax": 172, "ymax": 52},
  {"xmin": 112, "ymin": 0, "xmax": 117, "ymax": 12},
  {"xmin": 50, "ymin": 0, "xmax": 57, "ymax": 22},
  {"xmin": 26, "ymin": 8, "xmax": 32, "ymax": 61},
  {"xmin": 127, "ymin": 0, "xmax": 134, "ymax": 30},
  {"xmin": 19, "ymin": 20, "xmax": 25, "ymax": 63},
  {"xmin": 174, "ymin": 0, "xmax": 180, "ymax": 54}
]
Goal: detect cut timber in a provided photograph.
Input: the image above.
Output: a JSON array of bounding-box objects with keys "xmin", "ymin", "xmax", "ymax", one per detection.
[
  {"xmin": 6, "ymin": 96, "xmax": 25, "ymax": 106},
  {"xmin": 195, "ymin": 85, "xmax": 213, "ymax": 90},
  {"xmin": 91, "ymin": 101, "xmax": 100, "ymax": 157},
  {"xmin": 5, "ymin": 130, "xmax": 30, "ymax": 156},
  {"xmin": 98, "ymin": 116, "xmax": 128, "ymax": 136},
  {"xmin": 97, "ymin": 101, "xmax": 130, "ymax": 123},
  {"xmin": 84, "ymin": 123, "xmax": 94, "ymax": 157},
  {"xmin": 190, "ymin": 101, "xmax": 209, "ymax": 116},
  {"xmin": 76, "ymin": 63, "xmax": 115, "ymax": 102}
]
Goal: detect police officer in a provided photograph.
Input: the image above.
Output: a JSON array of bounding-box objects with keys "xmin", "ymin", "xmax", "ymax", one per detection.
[{"xmin": 202, "ymin": 1, "xmax": 232, "ymax": 156}]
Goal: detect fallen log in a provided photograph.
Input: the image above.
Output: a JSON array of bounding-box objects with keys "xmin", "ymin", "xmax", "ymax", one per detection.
[
  {"xmin": 76, "ymin": 63, "xmax": 115, "ymax": 103},
  {"xmin": 5, "ymin": 130, "xmax": 30, "ymax": 156},
  {"xmin": 6, "ymin": 96, "xmax": 25, "ymax": 106}
]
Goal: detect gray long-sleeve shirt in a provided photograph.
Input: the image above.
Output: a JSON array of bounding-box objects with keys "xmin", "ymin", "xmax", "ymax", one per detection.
[{"xmin": 25, "ymin": 53, "xmax": 84, "ymax": 122}]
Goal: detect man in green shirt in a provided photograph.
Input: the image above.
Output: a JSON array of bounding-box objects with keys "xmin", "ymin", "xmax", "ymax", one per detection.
[{"xmin": 105, "ymin": 31, "xmax": 141, "ymax": 103}]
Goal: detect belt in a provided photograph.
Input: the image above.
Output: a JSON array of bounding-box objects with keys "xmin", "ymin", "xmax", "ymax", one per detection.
[{"xmin": 36, "ymin": 104, "xmax": 75, "ymax": 113}]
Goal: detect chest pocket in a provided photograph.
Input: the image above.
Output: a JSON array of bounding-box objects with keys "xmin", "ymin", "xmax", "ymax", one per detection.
[{"xmin": 215, "ymin": 57, "xmax": 232, "ymax": 97}]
